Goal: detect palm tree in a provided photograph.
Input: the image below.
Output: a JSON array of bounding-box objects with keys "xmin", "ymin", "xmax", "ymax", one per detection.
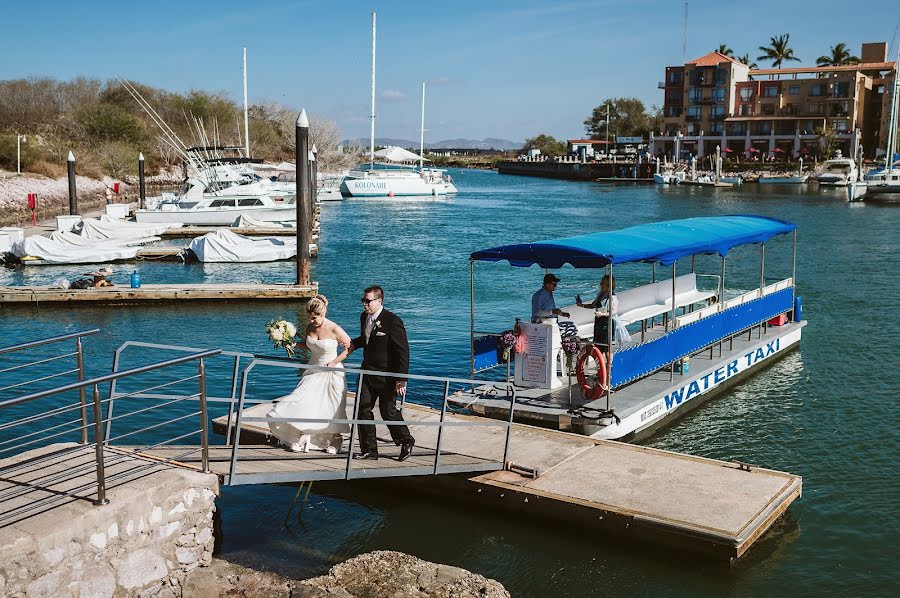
[
  {"xmin": 816, "ymin": 42, "xmax": 860, "ymax": 66},
  {"xmin": 757, "ymin": 34, "xmax": 802, "ymax": 68},
  {"xmin": 716, "ymin": 44, "xmax": 734, "ymax": 57},
  {"xmin": 738, "ymin": 54, "xmax": 759, "ymax": 69}
]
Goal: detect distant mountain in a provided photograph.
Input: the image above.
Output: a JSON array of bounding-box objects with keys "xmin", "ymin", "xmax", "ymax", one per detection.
[{"xmin": 341, "ymin": 137, "xmax": 522, "ymax": 150}]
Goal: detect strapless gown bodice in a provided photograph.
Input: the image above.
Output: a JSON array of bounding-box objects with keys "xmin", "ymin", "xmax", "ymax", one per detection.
[{"xmin": 306, "ymin": 337, "xmax": 340, "ymax": 366}]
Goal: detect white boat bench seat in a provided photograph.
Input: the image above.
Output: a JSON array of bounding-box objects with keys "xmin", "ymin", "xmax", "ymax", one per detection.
[{"xmin": 560, "ymin": 273, "xmax": 717, "ymax": 340}]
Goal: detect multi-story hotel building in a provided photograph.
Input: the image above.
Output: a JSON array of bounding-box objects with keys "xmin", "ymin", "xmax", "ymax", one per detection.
[{"xmin": 650, "ymin": 42, "xmax": 897, "ymax": 160}]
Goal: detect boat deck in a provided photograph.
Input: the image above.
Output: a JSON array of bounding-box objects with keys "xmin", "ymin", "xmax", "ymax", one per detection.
[
  {"xmin": 449, "ymin": 321, "xmax": 804, "ymax": 440},
  {"xmin": 210, "ymin": 402, "xmax": 801, "ymax": 560},
  {"xmin": 0, "ymin": 283, "xmax": 318, "ymax": 306}
]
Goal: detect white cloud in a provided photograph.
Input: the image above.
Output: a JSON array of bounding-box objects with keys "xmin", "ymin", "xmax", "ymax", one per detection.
[{"xmin": 381, "ymin": 89, "xmax": 407, "ymax": 101}]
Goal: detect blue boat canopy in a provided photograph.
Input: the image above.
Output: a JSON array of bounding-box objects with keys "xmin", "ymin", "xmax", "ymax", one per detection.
[{"xmin": 470, "ymin": 215, "xmax": 796, "ymax": 268}]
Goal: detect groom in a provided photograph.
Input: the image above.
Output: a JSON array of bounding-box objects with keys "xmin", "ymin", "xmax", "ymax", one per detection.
[{"xmin": 348, "ymin": 285, "xmax": 415, "ymax": 461}]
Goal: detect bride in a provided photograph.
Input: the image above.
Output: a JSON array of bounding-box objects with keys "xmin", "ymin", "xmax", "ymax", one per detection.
[{"xmin": 268, "ymin": 295, "xmax": 351, "ymax": 454}]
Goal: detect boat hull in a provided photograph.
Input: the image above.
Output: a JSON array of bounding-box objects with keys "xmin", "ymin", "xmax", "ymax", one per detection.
[
  {"xmin": 586, "ymin": 325, "xmax": 803, "ymax": 441},
  {"xmin": 341, "ymin": 176, "xmax": 458, "ymax": 197},
  {"xmin": 758, "ymin": 175, "xmax": 809, "ymax": 184}
]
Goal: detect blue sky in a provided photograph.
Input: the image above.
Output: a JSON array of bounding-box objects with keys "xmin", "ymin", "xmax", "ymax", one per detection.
[{"xmin": 3, "ymin": 1, "xmax": 898, "ymax": 143}]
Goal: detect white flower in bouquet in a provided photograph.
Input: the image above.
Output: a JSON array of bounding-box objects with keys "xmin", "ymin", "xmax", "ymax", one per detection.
[{"xmin": 266, "ymin": 318, "xmax": 298, "ymax": 356}]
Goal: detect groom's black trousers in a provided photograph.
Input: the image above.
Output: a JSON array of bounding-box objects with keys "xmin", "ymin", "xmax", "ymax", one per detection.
[{"xmin": 356, "ymin": 376, "xmax": 413, "ymax": 453}]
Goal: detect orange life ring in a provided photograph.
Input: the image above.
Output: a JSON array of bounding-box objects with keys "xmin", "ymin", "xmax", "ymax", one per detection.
[{"xmin": 576, "ymin": 345, "xmax": 608, "ymax": 401}]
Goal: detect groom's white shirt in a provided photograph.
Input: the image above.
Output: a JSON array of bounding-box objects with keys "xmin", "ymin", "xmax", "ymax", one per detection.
[{"xmin": 365, "ymin": 307, "xmax": 384, "ymax": 343}]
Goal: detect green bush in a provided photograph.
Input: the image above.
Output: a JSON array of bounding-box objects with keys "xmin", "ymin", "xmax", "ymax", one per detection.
[{"xmin": 76, "ymin": 104, "xmax": 145, "ymax": 142}]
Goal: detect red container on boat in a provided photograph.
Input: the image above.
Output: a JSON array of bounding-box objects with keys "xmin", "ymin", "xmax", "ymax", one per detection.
[{"xmin": 768, "ymin": 314, "xmax": 787, "ymax": 326}]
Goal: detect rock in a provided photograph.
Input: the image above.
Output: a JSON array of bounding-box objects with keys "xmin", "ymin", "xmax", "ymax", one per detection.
[
  {"xmin": 78, "ymin": 565, "xmax": 116, "ymax": 598},
  {"xmin": 119, "ymin": 548, "xmax": 168, "ymax": 590},
  {"xmin": 176, "ymin": 545, "xmax": 204, "ymax": 565},
  {"xmin": 195, "ymin": 527, "xmax": 213, "ymax": 546},
  {"xmin": 26, "ymin": 570, "xmax": 64, "ymax": 597},
  {"xmin": 183, "ymin": 552, "xmax": 508, "ymax": 598},
  {"xmin": 182, "ymin": 559, "xmax": 291, "ymax": 598}
]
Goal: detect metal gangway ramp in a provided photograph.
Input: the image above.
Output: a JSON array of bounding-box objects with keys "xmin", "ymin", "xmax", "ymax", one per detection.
[{"xmin": 115, "ymin": 346, "xmax": 519, "ymax": 486}]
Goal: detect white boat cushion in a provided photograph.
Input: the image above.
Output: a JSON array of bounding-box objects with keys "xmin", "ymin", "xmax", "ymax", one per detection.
[{"xmin": 560, "ymin": 273, "xmax": 717, "ymax": 339}]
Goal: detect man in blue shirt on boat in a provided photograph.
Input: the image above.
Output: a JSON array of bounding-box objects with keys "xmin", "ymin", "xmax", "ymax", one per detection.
[{"xmin": 532, "ymin": 273, "xmax": 570, "ymax": 323}]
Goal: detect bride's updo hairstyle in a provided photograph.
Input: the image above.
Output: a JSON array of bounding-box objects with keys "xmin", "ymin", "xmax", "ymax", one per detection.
[{"xmin": 307, "ymin": 294, "xmax": 328, "ymax": 317}]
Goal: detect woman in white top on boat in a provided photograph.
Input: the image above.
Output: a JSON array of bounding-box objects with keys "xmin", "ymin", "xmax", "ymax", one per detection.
[
  {"xmin": 577, "ymin": 275, "xmax": 631, "ymax": 355},
  {"xmin": 268, "ymin": 295, "xmax": 352, "ymax": 454}
]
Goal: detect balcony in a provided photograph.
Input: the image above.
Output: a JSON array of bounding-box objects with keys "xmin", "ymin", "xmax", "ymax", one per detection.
[
  {"xmin": 686, "ymin": 114, "xmax": 702, "ymax": 122},
  {"xmin": 658, "ymin": 81, "xmax": 666, "ymax": 89}
]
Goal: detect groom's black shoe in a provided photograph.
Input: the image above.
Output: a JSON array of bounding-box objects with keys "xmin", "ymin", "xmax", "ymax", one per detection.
[
  {"xmin": 354, "ymin": 451, "xmax": 379, "ymax": 461},
  {"xmin": 398, "ymin": 439, "xmax": 415, "ymax": 462}
]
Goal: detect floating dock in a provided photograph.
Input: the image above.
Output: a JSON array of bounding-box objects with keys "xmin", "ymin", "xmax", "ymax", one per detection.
[
  {"xmin": 211, "ymin": 401, "xmax": 801, "ymax": 560},
  {"xmin": 451, "ymin": 321, "xmax": 804, "ymax": 441},
  {"xmin": 0, "ymin": 283, "xmax": 318, "ymax": 306}
]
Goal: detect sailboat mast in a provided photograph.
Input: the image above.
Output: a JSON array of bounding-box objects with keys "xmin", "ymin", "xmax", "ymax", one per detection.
[
  {"xmin": 420, "ymin": 81, "xmax": 426, "ymax": 170},
  {"xmin": 243, "ymin": 47, "xmax": 250, "ymax": 159},
  {"xmin": 886, "ymin": 48, "xmax": 900, "ymax": 171},
  {"xmin": 370, "ymin": 11, "xmax": 377, "ymax": 169}
]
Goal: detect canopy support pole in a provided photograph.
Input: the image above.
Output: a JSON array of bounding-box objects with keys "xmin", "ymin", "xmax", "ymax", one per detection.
[
  {"xmin": 791, "ymin": 229, "xmax": 797, "ymax": 319},
  {"xmin": 670, "ymin": 262, "xmax": 677, "ymax": 382},
  {"xmin": 720, "ymin": 256, "xmax": 726, "ymax": 306},
  {"xmin": 759, "ymin": 243, "xmax": 765, "ymax": 298},
  {"xmin": 759, "ymin": 242, "xmax": 766, "ymax": 338},
  {"xmin": 469, "ymin": 259, "xmax": 475, "ymax": 390},
  {"xmin": 606, "ymin": 263, "xmax": 613, "ymax": 411}
]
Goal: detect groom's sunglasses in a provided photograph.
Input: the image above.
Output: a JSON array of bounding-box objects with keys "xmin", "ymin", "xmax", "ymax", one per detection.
[{"xmin": 362, "ymin": 297, "xmax": 378, "ymax": 305}]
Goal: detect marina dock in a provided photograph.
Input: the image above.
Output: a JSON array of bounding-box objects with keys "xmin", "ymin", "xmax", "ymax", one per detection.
[
  {"xmin": 0, "ymin": 282, "xmax": 317, "ymax": 306},
  {"xmin": 211, "ymin": 401, "xmax": 801, "ymax": 560}
]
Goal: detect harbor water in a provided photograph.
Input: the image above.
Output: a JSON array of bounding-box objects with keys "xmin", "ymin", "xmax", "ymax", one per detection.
[{"xmin": 1, "ymin": 170, "xmax": 896, "ymax": 594}]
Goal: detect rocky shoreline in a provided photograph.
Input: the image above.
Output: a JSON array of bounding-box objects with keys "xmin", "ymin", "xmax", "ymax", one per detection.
[{"xmin": 181, "ymin": 551, "xmax": 509, "ymax": 598}]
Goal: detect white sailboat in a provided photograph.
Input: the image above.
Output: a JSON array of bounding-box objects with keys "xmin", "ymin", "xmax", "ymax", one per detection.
[
  {"xmin": 852, "ymin": 47, "xmax": 900, "ymax": 202},
  {"xmin": 340, "ymin": 12, "xmax": 458, "ymax": 198}
]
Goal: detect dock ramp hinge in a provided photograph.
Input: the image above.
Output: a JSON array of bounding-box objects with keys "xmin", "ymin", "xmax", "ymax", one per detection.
[{"xmin": 506, "ymin": 461, "xmax": 541, "ymax": 479}]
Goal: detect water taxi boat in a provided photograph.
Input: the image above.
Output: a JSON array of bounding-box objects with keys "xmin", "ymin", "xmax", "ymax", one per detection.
[{"xmin": 451, "ymin": 216, "xmax": 804, "ymax": 442}]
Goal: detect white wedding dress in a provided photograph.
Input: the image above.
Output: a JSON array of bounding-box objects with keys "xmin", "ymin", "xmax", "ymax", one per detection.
[{"xmin": 268, "ymin": 337, "xmax": 350, "ymax": 451}]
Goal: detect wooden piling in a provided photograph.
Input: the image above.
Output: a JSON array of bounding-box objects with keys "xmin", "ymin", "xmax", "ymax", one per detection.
[
  {"xmin": 138, "ymin": 152, "xmax": 146, "ymax": 210},
  {"xmin": 295, "ymin": 110, "xmax": 311, "ymax": 286},
  {"xmin": 67, "ymin": 151, "xmax": 78, "ymax": 215}
]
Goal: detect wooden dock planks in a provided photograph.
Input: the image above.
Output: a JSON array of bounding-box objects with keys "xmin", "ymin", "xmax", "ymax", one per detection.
[{"xmin": 0, "ymin": 283, "xmax": 318, "ymax": 306}]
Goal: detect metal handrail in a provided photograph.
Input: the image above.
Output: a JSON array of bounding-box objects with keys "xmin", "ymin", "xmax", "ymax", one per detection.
[
  {"xmin": 0, "ymin": 346, "xmax": 220, "ymax": 508},
  {"xmin": 228, "ymin": 357, "xmax": 518, "ymax": 484},
  {"xmin": 106, "ymin": 341, "xmax": 251, "ymax": 443},
  {"xmin": 0, "ymin": 349, "xmax": 221, "ymax": 409},
  {"xmin": 0, "ymin": 329, "xmax": 99, "ymax": 355}
]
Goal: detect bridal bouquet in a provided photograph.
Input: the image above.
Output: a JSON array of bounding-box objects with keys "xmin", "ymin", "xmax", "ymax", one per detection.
[{"xmin": 266, "ymin": 319, "xmax": 298, "ymax": 357}]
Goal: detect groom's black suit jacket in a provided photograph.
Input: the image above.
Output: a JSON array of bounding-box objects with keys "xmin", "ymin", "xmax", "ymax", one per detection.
[{"xmin": 352, "ymin": 308, "xmax": 409, "ymax": 386}]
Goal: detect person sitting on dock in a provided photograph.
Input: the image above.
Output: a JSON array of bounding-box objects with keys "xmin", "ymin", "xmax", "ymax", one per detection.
[
  {"xmin": 531, "ymin": 273, "xmax": 570, "ymax": 323},
  {"xmin": 86, "ymin": 267, "xmax": 115, "ymax": 289}
]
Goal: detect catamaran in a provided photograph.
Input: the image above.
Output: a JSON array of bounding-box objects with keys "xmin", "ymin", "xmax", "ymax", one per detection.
[
  {"xmin": 340, "ymin": 12, "xmax": 457, "ymax": 198},
  {"xmin": 451, "ymin": 215, "xmax": 804, "ymax": 442}
]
